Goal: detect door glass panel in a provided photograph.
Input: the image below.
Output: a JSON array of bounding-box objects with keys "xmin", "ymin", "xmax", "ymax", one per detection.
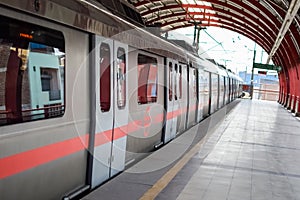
[
  {"xmin": 116, "ymin": 47, "xmax": 126, "ymax": 109},
  {"xmin": 192, "ymin": 69, "xmax": 197, "ymax": 98},
  {"xmin": 100, "ymin": 43, "xmax": 111, "ymax": 112},
  {"xmin": 179, "ymin": 65, "xmax": 182, "ymax": 99},
  {"xmin": 137, "ymin": 54, "xmax": 158, "ymax": 104}
]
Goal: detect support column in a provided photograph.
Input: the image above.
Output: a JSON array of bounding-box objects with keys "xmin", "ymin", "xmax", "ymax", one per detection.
[
  {"xmin": 295, "ymin": 96, "xmax": 300, "ymax": 117},
  {"xmin": 295, "ymin": 63, "xmax": 300, "ymax": 116},
  {"xmin": 5, "ymin": 49, "xmax": 23, "ymax": 123}
]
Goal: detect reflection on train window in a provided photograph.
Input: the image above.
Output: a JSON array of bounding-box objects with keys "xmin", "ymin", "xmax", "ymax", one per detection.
[
  {"xmin": 212, "ymin": 74, "xmax": 218, "ymax": 94},
  {"xmin": 138, "ymin": 54, "xmax": 158, "ymax": 104},
  {"xmin": 220, "ymin": 76, "xmax": 225, "ymax": 94},
  {"xmin": 100, "ymin": 43, "xmax": 111, "ymax": 112},
  {"xmin": 192, "ymin": 68, "xmax": 197, "ymax": 97},
  {"xmin": 179, "ymin": 65, "xmax": 182, "ymax": 99},
  {"xmin": 169, "ymin": 62, "xmax": 173, "ymax": 101},
  {"xmin": 0, "ymin": 16, "xmax": 65, "ymax": 126},
  {"xmin": 40, "ymin": 68, "xmax": 61, "ymax": 101},
  {"xmin": 117, "ymin": 47, "xmax": 126, "ymax": 109}
]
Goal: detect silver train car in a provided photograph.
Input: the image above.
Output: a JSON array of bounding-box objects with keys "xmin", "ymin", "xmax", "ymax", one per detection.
[{"xmin": 0, "ymin": 0, "xmax": 243, "ymax": 199}]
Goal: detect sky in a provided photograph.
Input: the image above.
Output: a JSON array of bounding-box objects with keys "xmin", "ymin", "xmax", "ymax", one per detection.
[{"xmin": 169, "ymin": 26, "xmax": 275, "ymax": 75}]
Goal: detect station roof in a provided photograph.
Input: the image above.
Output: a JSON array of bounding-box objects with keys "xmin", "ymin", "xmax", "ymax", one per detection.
[{"xmin": 127, "ymin": 0, "xmax": 300, "ymax": 72}]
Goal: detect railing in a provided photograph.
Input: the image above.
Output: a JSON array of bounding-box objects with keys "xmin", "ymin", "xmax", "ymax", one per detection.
[
  {"xmin": 253, "ymin": 88, "xmax": 279, "ymax": 101},
  {"xmin": 0, "ymin": 104, "xmax": 64, "ymax": 125}
]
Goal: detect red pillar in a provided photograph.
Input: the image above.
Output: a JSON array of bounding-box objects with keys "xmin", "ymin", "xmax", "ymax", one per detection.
[
  {"xmin": 281, "ymin": 69, "xmax": 289, "ymax": 107},
  {"xmin": 5, "ymin": 49, "xmax": 23, "ymax": 123},
  {"xmin": 278, "ymin": 74, "xmax": 285, "ymax": 104},
  {"xmin": 289, "ymin": 67, "xmax": 296, "ymax": 111},
  {"xmin": 295, "ymin": 63, "xmax": 300, "ymax": 116}
]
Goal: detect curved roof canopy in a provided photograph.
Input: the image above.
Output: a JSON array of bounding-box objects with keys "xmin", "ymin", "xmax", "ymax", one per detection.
[{"xmin": 127, "ymin": 0, "xmax": 300, "ymax": 71}]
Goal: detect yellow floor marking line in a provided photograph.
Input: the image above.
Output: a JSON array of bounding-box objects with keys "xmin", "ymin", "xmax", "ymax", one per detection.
[{"xmin": 139, "ymin": 134, "xmax": 208, "ymax": 200}]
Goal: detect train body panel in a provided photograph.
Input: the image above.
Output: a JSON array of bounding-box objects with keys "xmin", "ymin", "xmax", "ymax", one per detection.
[
  {"xmin": 186, "ymin": 67, "xmax": 197, "ymax": 128},
  {"xmin": 225, "ymin": 77, "xmax": 230, "ymax": 104},
  {"xmin": 217, "ymin": 66, "xmax": 228, "ymax": 108},
  {"xmin": 210, "ymin": 73, "xmax": 219, "ymax": 114},
  {"xmin": 126, "ymin": 49, "xmax": 164, "ymax": 159},
  {"xmin": 176, "ymin": 64, "xmax": 188, "ymax": 134},
  {"xmin": 164, "ymin": 58, "xmax": 179, "ymax": 143},
  {"xmin": 0, "ymin": 6, "xmax": 90, "ymax": 199},
  {"xmin": 202, "ymin": 71, "xmax": 210, "ymax": 118},
  {"xmin": 196, "ymin": 69, "xmax": 202, "ymax": 122},
  {"xmin": 89, "ymin": 36, "xmax": 129, "ymax": 187},
  {"xmin": 0, "ymin": 1, "xmax": 243, "ymax": 199}
]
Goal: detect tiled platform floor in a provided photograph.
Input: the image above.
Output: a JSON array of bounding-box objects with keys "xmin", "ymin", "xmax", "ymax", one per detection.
[{"xmin": 82, "ymin": 100, "xmax": 300, "ymax": 200}]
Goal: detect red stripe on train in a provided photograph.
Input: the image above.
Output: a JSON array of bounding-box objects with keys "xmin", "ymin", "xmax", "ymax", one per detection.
[
  {"xmin": 0, "ymin": 134, "xmax": 89, "ymax": 179},
  {"xmin": 0, "ymin": 105, "xmax": 192, "ymax": 178}
]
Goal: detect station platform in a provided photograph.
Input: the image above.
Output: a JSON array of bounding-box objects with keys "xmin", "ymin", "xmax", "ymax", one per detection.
[{"xmin": 82, "ymin": 99, "xmax": 300, "ymax": 200}]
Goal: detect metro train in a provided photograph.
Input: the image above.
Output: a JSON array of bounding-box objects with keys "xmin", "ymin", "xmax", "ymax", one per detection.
[{"xmin": 0, "ymin": 0, "xmax": 243, "ymax": 199}]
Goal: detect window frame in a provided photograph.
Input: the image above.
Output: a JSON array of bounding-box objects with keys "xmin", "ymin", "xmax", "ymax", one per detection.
[
  {"xmin": 137, "ymin": 54, "xmax": 158, "ymax": 105},
  {"xmin": 0, "ymin": 15, "xmax": 65, "ymax": 126},
  {"xmin": 116, "ymin": 47, "xmax": 126, "ymax": 109},
  {"xmin": 99, "ymin": 42, "xmax": 111, "ymax": 112}
]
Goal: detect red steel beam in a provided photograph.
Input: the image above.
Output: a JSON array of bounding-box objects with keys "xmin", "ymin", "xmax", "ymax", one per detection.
[
  {"xmin": 140, "ymin": 4, "xmax": 212, "ymax": 16},
  {"xmin": 133, "ymin": 0, "xmax": 162, "ymax": 7},
  {"xmin": 161, "ymin": 17, "xmax": 273, "ymax": 49},
  {"xmin": 158, "ymin": 11, "xmax": 293, "ymax": 69},
  {"xmin": 165, "ymin": 22, "xmax": 287, "ymax": 69},
  {"xmin": 136, "ymin": 0, "xmax": 298, "ymax": 71}
]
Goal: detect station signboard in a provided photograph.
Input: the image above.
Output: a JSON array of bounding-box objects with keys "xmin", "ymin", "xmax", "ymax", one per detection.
[{"xmin": 253, "ymin": 63, "xmax": 282, "ymax": 72}]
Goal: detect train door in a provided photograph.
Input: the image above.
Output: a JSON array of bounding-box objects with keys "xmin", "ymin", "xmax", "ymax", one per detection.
[
  {"xmin": 176, "ymin": 64, "xmax": 188, "ymax": 133},
  {"xmin": 230, "ymin": 78, "xmax": 233, "ymax": 101},
  {"xmin": 220, "ymin": 76, "xmax": 226, "ymax": 107},
  {"xmin": 91, "ymin": 36, "xmax": 128, "ymax": 188},
  {"xmin": 210, "ymin": 73, "xmax": 219, "ymax": 114},
  {"xmin": 225, "ymin": 77, "xmax": 230, "ymax": 104},
  {"xmin": 187, "ymin": 67, "xmax": 197, "ymax": 128},
  {"xmin": 197, "ymin": 69, "xmax": 205, "ymax": 122},
  {"xmin": 164, "ymin": 59, "xmax": 178, "ymax": 143},
  {"xmin": 202, "ymin": 71, "xmax": 210, "ymax": 117}
]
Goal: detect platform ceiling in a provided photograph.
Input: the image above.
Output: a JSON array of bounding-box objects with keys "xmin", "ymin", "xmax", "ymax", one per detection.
[{"xmin": 127, "ymin": 0, "xmax": 300, "ymax": 71}]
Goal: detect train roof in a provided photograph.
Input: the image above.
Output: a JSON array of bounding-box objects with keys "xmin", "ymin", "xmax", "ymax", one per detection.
[
  {"xmin": 226, "ymin": 70, "xmax": 243, "ymax": 82},
  {"xmin": 0, "ymin": 0, "xmax": 244, "ymax": 80},
  {"xmin": 167, "ymin": 40, "xmax": 198, "ymax": 56},
  {"xmin": 217, "ymin": 66, "xmax": 229, "ymax": 77},
  {"xmin": 0, "ymin": 0, "xmax": 188, "ymax": 62},
  {"xmin": 196, "ymin": 58, "xmax": 219, "ymax": 74}
]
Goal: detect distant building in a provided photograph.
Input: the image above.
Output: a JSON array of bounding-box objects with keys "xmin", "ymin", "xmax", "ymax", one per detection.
[
  {"xmin": 239, "ymin": 71, "xmax": 279, "ymax": 101},
  {"xmin": 238, "ymin": 71, "xmax": 278, "ymax": 87}
]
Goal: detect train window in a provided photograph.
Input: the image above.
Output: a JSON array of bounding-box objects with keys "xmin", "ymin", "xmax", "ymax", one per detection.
[
  {"xmin": 169, "ymin": 62, "xmax": 173, "ymax": 101},
  {"xmin": 116, "ymin": 47, "xmax": 126, "ymax": 109},
  {"xmin": 0, "ymin": 15, "xmax": 65, "ymax": 126},
  {"xmin": 137, "ymin": 54, "xmax": 158, "ymax": 104},
  {"xmin": 100, "ymin": 43, "xmax": 111, "ymax": 112},
  {"xmin": 192, "ymin": 69, "xmax": 197, "ymax": 98},
  {"xmin": 174, "ymin": 64, "xmax": 178, "ymax": 100},
  {"xmin": 179, "ymin": 65, "xmax": 182, "ymax": 99}
]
